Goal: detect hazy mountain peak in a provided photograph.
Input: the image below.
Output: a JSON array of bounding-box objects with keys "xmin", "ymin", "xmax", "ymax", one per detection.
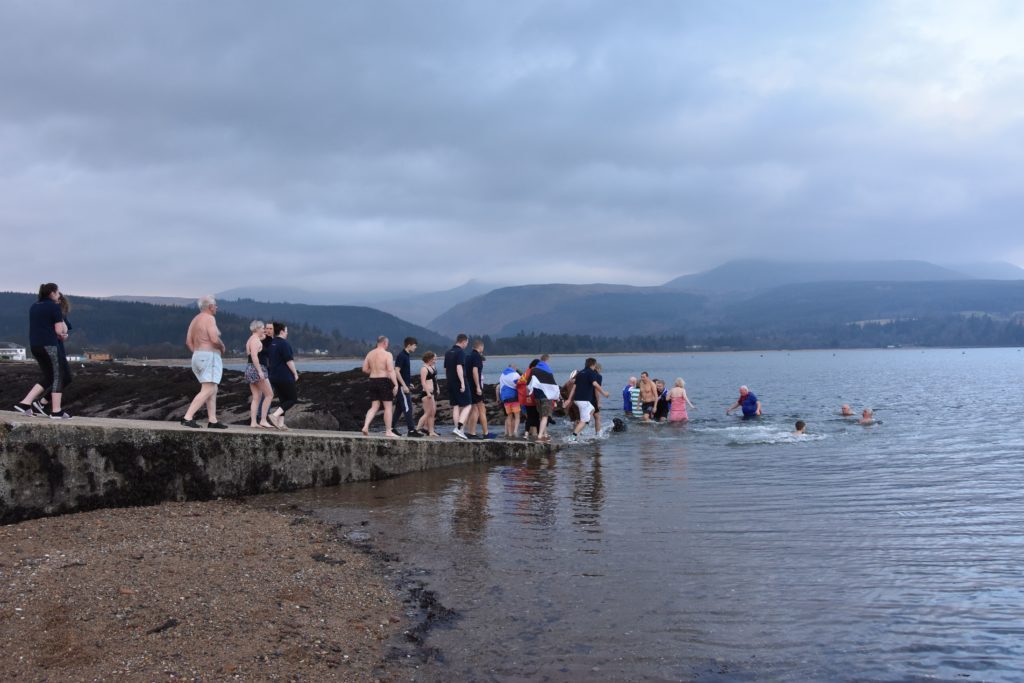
[{"xmin": 663, "ymin": 259, "xmax": 972, "ymax": 292}]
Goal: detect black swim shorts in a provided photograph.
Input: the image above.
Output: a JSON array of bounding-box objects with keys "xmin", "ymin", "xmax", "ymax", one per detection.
[{"xmin": 368, "ymin": 377, "xmax": 394, "ymax": 402}]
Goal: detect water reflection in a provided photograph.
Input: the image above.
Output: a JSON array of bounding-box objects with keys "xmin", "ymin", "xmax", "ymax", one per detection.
[
  {"xmin": 570, "ymin": 452, "xmax": 604, "ymax": 535},
  {"xmin": 259, "ymin": 349, "xmax": 1024, "ymax": 681},
  {"xmin": 449, "ymin": 469, "xmax": 490, "ymax": 541}
]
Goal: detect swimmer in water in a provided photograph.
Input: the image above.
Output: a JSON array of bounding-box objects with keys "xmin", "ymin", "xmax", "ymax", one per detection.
[
  {"xmin": 793, "ymin": 420, "xmax": 807, "ymax": 435},
  {"xmin": 859, "ymin": 408, "xmax": 874, "ymax": 425},
  {"xmin": 840, "ymin": 404, "xmax": 855, "ymax": 417}
]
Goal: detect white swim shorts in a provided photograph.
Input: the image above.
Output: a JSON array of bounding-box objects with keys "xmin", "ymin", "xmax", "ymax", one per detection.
[
  {"xmin": 575, "ymin": 400, "xmax": 594, "ymax": 424},
  {"xmin": 191, "ymin": 350, "xmax": 223, "ymax": 384}
]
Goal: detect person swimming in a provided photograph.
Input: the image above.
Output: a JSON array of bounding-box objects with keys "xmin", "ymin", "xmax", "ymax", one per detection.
[
  {"xmin": 859, "ymin": 408, "xmax": 875, "ymax": 425},
  {"xmin": 840, "ymin": 404, "xmax": 855, "ymax": 417},
  {"xmin": 793, "ymin": 420, "xmax": 807, "ymax": 435}
]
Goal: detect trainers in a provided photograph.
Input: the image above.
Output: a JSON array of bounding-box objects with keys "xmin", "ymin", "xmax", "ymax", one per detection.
[
  {"xmin": 49, "ymin": 411, "xmax": 73, "ymax": 420},
  {"xmin": 207, "ymin": 421, "xmax": 229, "ymax": 429},
  {"xmin": 12, "ymin": 403, "xmax": 34, "ymax": 415},
  {"xmin": 32, "ymin": 400, "xmax": 48, "ymax": 416},
  {"xmin": 482, "ymin": 433, "xmax": 497, "ymax": 440},
  {"xmin": 467, "ymin": 434, "xmax": 482, "ymax": 440},
  {"xmin": 452, "ymin": 428, "xmax": 467, "ymax": 440},
  {"xmin": 567, "ymin": 434, "xmax": 578, "ymax": 443},
  {"xmin": 180, "ymin": 418, "xmax": 201, "ymax": 429},
  {"xmin": 407, "ymin": 430, "xmax": 422, "ymax": 438}
]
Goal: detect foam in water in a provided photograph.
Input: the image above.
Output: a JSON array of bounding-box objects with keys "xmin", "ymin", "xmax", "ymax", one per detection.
[{"xmin": 691, "ymin": 423, "xmax": 828, "ymax": 444}]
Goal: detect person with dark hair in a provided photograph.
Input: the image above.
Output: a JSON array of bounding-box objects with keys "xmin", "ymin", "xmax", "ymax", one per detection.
[
  {"xmin": 443, "ymin": 333, "xmax": 473, "ymax": 439},
  {"xmin": 638, "ymin": 372, "xmax": 658, "ymax": 422},
  {"xmin": 527, "ymin": 357, "xmax": 560, "ymax": 442},
  {"xmin": 267, "ymin": 322, "xmax": 299, "ymax": 430},
  {"xmin": 517, "ymin": 359, "xmax": 540, "ymax": 440},
  {"xmin": 793, "ymin": 420, "xmax": 807, "ymax": 435},
  {"xmin": 653, "ymin": 379, "xmax": 670, "ymax": 422},
  {"xmin": 415, "ymin": 351, "xmax": 440, "ymax": 437},
  {"xmin": 13, "ymin": 283, "xmax": 71, "ymax": 419},
  {"xmin": 361, "ymin": 335, "xmax": 398, "ymax": 437},
  {"xmin": 463, "ymin": 339, "xmax": 494, "ymax": 439},
  {"xmin": 565, "ymin": 357, "xmax": 609, "ymax": 441},
  {"xmin": 31, "ymin": 293, "xmax": 74, "ymax": 416},
  {"xmin": 391, "ymin": 336, "xmax": 420, "ymax": 436}
]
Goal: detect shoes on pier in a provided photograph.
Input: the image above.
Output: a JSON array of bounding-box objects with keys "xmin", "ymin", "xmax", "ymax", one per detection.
[
  {"xmin": 32, "ymin": 400, "xmax": 47, "ymax": 416},
  {"xmin": 180, "ymin": 418, "xmax": 201, "ymax": 429},
  {"xmin": 452, "ymin": 428, "xmax": 467, "ymax": 440},
  {"xmin": 12, "ymin": 403, "xmax": 34, "ymax": 415},
  {"xmin": 207, "ymin": 421, "xmax": 228, "ymax": 429},
  {"xmin": 48, "ymin": 411, "xmax": 73, "ymax": 420}
]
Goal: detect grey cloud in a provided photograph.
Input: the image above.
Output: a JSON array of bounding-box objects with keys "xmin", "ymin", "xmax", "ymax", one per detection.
[{"xmin": 1, "ymin": 1, "xmax": 1022, "ymax": 298}]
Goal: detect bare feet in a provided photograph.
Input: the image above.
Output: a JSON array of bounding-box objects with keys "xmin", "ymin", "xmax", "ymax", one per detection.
[
  {"xmin": 259, "ymin": 421, "xmax": 273, "ymax": 429},
  {"xmin": 361, "ymin": 427, "xmax": 369, "ymax": 436},
  {"xmin": 384, "ymin": 431, "xmax": 399, "ymax": 438},
  {"xmin": 428, "ymin": 432, "xmax": 440, "ymax": 437}
]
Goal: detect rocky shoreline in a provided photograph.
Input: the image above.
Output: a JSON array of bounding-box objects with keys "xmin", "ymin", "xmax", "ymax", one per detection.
[{"xmin": 0, "ymin": 360, "xmax": 530, "ymax": 680}]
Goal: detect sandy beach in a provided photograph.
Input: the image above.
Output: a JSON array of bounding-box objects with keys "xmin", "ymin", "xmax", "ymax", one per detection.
[{"xmin": 0, "ymin": 500, "xmax": 408, "ymax": 681}]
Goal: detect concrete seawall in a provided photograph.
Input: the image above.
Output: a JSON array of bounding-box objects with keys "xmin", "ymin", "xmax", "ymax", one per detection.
[{"xmin": 0, "ymin": 412, "xmax": 555, "ymax": 524}]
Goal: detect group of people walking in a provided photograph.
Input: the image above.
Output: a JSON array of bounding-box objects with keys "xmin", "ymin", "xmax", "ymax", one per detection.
[
  {"xmin": 180, "ymin": 296, "xmax": 300, "ymax": 430},
  {"xmin": 16, "ymin": 291, "xmax": 868, "ymax": 441}
]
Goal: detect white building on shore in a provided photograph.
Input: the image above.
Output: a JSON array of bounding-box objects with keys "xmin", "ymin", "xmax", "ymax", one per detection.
[{"xmin": 0, "ymin": 342, "xmax": 27, "ymax": 361}]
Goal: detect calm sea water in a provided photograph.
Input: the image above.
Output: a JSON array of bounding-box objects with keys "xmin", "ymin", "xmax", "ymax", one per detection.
[{"xmin": 267, "ymin": 349, "xmax": 1024, "ymax": 681}]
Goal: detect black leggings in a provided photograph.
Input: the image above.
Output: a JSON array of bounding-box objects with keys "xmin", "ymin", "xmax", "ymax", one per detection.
[
  {"xmin": 524, "ymin": 405, "xmax": 540, "ymax": 431},
  {"xmin": 31, "ymin": 345, "xmax": 64, "ymax": 394},
  {"xmin": 271, "ymin": 379, "xmax": 298, "ymax": 413}
]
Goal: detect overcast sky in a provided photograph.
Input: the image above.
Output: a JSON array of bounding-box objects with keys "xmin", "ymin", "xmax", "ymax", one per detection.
[{"xmin": 1, "ymin": 0, "xmax": 1023, "ymax": 298}]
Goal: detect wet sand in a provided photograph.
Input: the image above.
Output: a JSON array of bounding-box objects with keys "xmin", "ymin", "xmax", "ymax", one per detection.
[{"xmin": 0, "ymin": 500, "xmax": 409, "ymax": 681}]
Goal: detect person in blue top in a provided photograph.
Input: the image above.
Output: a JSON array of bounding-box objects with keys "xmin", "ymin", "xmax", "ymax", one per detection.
[
  {"xmin": 13, "ymin": 283, "xmax": 72, "ymax": 419},
  {"xmin": 726, "ymin": 385, "xmax": 762, "ymax": 417},
  {"xmin": 267, "ymin": 322, "xmax": 299, "ymax": 430},
  {"xmin": 622, "ymin": 377, "xmax": 637, "ymax": 413}
]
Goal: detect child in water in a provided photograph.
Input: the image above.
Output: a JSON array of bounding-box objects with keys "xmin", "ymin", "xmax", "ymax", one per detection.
[{"xmin": 793, "ymin": 420, "xmax": 807, "ymax": 436}]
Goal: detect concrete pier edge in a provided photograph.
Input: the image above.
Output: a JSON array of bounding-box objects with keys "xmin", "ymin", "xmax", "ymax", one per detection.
[{"xmin": 0, "ymin": 412, "xmax": 555, "ymax": 524}]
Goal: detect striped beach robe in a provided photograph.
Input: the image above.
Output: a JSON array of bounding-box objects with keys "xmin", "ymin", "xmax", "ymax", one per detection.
[{"xmin": 527, "ymin": 361, "xmax": 560, "ymax": 401}]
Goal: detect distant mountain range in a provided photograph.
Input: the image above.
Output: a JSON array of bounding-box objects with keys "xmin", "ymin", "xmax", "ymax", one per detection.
[
  {"xmin": 212, "ymin": 299, "xmax": 448, "ymax": 348},
  {"xmin": 428, "ymin": 260, "xmax": 1024, "ymax": 337},
  {"xmin": 211, "ymin": 279, "xmax": 502, "ymax": 325},
  {"xmin": 661, "ymin": 259, "xmax": 973, "ymax": 293},
  {"xmin": 9, "ymin": 258, "xmax": 1016, "ymax": 357}
]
